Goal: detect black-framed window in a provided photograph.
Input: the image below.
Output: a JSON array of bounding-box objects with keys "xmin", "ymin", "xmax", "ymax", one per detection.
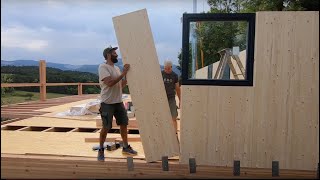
[{"xmin": 181, "ymin": 13, "xmax": 255, "ymax": 86}]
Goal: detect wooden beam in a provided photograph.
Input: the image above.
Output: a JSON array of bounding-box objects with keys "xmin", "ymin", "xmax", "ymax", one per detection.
[
  {"xmin": 1, "ymin": 118, "xmax": 21, "ymax": 125},
  {"xmin": 17, "ymin": 126, "xmax": 31, "ymax": 131},
  {"xmin": 42, "ymin": 127, "xmax": 55, "ymax": 132},
  {"xmin": 1, "ymin": 83, "xmax": 40, "ymax": 87},
  {"xmin": 1, "ymin": 154, "xmax": 317, "ymax": 179},
  {"xmin": 82, "ymin": 83, "xmax": 100, "ymax": 86},
  {"xmin": 39, "ymin": 60, "xmax": 46, "ymax": 101},
  {"xmin": 1, "ymin": 82, "xmax": 99, "ymax": 88},
  {"xmin": 84, "ymin": 137, "xmax": 141, "ymax": 143},
  {"xmin": 78, "ymin": 83, "xmax": 83, "ymax": 95},
  {"xmin": 46, "ymin": 83, "xmax": 79, "ymax": 86}
]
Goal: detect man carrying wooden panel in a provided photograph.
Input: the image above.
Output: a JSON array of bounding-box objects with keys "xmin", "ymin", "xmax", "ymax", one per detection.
[{"xmin": 97, "ymin": 46, "xmax": 138, "ymax": 161}]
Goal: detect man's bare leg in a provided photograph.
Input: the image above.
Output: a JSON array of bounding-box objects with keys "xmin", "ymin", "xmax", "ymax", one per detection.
[
  {"xmin": 172, "ymin": 118, "xmax": 178, "ymax": 134},
  {"xmin": 120, "ymin": 125, "xmax": 128, "ymax": 147},
  {"xmin": 99, "ymin": 127, "xmax": 109, "ymax": 149},
  {"xmin": 98, "ymin": 127, "xmax": 109, "ymax": 161},
  {"xmin": 120, "ymin": 124, "xmax": 138, "ymax": 155}
]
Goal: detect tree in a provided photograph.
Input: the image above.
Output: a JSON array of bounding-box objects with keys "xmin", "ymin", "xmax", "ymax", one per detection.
[
  {"xmin": 208, "ymin": 0, "xmax": 244, "ymax": 13},
  {"xmin": 1, "ymin": 74, "xmax": 15, "ymax": 103},
  {"xmin": 1, "ymin": 66, "xmax": 100, "ymax": 95},
  {"xmin": 177, "ymin": 45, "xmax": 192, "ymax": 77},
  {"xmin": 240, "ymin": 0, "xmax": 319, "ymax": 12},
  {"xmin": 196, "ymin": 21, "xmax": 243, "ymax": 67}
]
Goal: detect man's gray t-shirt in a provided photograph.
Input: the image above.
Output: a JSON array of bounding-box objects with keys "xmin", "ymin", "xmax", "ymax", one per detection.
[
  {"xmin": 162, "ymin": 71, "xmax": 178, "ymax": 99},
  {"xmin": 99, "ymin": 63, "xmax": 122, "ymax": 104}
]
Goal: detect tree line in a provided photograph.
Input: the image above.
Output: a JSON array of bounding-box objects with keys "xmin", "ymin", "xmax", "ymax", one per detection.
[{"xmin": 1, "ymin": 66, "xmax": 101, "ymax": 95}]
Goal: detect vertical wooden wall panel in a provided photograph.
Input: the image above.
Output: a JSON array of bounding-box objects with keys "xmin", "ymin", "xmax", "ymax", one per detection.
[
  {"xmin": 288, "ymin": 12, "xmax": 319, "ymax": 169},
  {"xmin": 253, "ymin": 11, "xmax": 319, "ymax": 170},
  {"xmin": 180, "ymin": 86, "xmax": 210, "ymax": 164},
  {"xmin": 112, "ymin": 9, "xmax": 180, "ymax": 162},
  {"xmin": 180, "ymin": 11, "xmax": 319, "ymax": 170}
]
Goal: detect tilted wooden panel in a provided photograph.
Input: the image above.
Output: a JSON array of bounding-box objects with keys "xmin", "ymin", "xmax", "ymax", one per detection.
[
  {"xmin": 112, "ymin": 9, "xmax": 180, "ymax": 162},
  {"xmin": 180, "ymin": 11, "xmax": 319, "ymax": 170}
]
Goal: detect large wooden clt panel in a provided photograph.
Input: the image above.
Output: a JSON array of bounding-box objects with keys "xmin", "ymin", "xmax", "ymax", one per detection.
[
  {"xmin": 112, "ymin": 9, "xmax": 180, "ymax": 162},
  {"xmin": 180, "ymin": 11, "xmax": 319, "ymax": 170}
]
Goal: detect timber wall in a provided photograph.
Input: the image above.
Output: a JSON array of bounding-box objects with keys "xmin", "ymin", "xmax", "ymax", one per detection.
[{"xmin": 180, "ymin": 11, "xmax": 319, "ymax": 170}]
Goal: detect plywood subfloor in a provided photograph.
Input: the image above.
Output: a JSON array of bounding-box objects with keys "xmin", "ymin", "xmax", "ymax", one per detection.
[
  {"xmin": 6, "ymin": 116, "xmax": 140, "ymax": 130},
  {"xmin": 35, "ymin": 99, "xmax": 99, "ymax": 112},
  {"xmin": 5, "ymin": 116, "xmax": 97, "ymax": 128},
  {"xmin": 1, "ymin": 131, "xmax": 145, "ymax": 159}
]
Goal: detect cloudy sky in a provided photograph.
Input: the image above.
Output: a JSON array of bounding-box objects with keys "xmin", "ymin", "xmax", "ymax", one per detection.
[{"xmin": 1, "ymin": 0, "xmax": 210, "ymax": 66}]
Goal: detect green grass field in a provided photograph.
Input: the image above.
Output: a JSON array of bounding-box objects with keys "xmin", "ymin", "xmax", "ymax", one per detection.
[{"xmin": 1, "ymin": 90, "xmax": 70, "ymax": 105}]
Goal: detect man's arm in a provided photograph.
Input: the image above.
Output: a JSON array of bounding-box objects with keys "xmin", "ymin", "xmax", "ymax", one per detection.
[
  {"xmin": 121, "ymin": 77, "xmax": 127, "ymax": 89},
  {"xmin": 175, "ymin": 83, "xmax": 181, "ymax": 108},
  {"xmin": 102, "ymin": 64, "xmax": 130, "ymax": 87}
]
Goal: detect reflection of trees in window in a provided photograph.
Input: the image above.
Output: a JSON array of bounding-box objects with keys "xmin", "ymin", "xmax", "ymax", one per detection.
[
  {"xmin": 194, "ymin": 21, "xmax": 247, "ymax": 70},
  {"xmin": 177, "ymin": 45, "xmax": 193, "ymax": 79}
]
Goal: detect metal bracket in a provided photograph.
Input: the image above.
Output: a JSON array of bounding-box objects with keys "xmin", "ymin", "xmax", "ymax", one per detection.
[
  {"xmin": 189, "ymin": 158, "xmax": 196, "ymax": 173},
  {"xmin": 317, "ymin": 162, "xmax": 319, "ymax": 179},
  {"xmin": 127, "ymin": 157, "xmax": 134, "ymax": 171},
  {"xmin": 233, "ymin": 160, "xmax": 240, "ymax": 176},
  {"xmin": 272, "ymin": 161, "xmax": 279, "ymax": 177},
  {"xmin": 162, "ymin": 156, "xmax": 169, "ymax": 171}
]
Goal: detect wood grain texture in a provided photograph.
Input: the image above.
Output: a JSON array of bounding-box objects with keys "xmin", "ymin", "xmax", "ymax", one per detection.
[
  {"xmin": 112, "ymin": 9, "xmax": 179, "ymax": 162},
  {"xmin": 1, "ymin": 154, "xmax": 316, "ymax": 179},
  {"xmin": 6, "ymin": 117, "xmax": 97, "ymax": 128},
  {"xmin": 180, "ymin": 11, "xmax": 319, "ymax": 170}
]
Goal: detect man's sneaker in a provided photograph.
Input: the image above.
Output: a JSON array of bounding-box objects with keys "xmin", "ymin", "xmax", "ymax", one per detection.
[
  {"xmin": 97, "ymin": 149, "xmax": 105, "ymax": 161},
  {"xmin": 122, "ymin": 145, "xmax": 138, "ymax": 156}
]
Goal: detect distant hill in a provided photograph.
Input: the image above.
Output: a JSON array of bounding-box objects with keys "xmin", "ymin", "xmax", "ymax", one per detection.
[
  {"xmin": 1, "ymin": 59, "xmax": 181, "ymax": 76},
  {"xmin": 1, "ymin": 65, "xmax": 101, "ymax": 95},
  {"xmin": 1, "ymin": 60, "xmax": 97, "ymax": 74}
]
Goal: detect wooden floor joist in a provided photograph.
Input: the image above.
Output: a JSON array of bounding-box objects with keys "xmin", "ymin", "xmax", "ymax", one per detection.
[
  {"xmin": 84, "ymin": 137, "xmax": 141, "ymax": 143},
  {"xmin": 1, "ymin": 94, "xmax": 98, "ymax": 120},
  {"xmin": 1, "ymin": 118, "xmax": 22, "ymax": 125},
  {"xmin": 1, "ymin": 154, "xmax": 317, "ymax": 179}
]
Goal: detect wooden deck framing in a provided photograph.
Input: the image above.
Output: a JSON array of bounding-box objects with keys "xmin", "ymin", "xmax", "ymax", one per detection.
[
  {"xmin": 1, "ymin": 94, "xmax": 98, "ymax": 120},
  {"xmin": 2, "ymin": 153, "xmax": 317, "ymax": 179}
]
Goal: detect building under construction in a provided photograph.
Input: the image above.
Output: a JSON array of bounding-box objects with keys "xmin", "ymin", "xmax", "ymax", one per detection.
[{"xmin": 1, "ymin": 10, "xmax": 319, "ymax": 179}]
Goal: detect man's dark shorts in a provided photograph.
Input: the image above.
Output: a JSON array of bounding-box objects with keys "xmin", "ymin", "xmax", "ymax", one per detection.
[{"xmin": 99, "ymin": 102, "xmax": 128, "ymax": 129}]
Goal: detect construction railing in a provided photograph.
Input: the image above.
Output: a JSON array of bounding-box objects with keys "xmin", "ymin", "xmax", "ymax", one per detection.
[{"xmin": 1, "ymin": 60, "xmax": 99, "ymax": 101}]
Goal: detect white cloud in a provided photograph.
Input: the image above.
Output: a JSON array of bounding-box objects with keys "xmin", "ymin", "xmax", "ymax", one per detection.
[
  {"xmin": 1, "ymin": 25, "xmax": 49, "ymax": 51},
  {"xmin": 1, "ymin": 0, "xmax": 210, "ymax": 65}
]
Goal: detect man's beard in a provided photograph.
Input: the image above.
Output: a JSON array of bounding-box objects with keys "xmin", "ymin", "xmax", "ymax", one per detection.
[{"xmin": 111, "ymin": 55, "xmax": 118, "ymax": 63}]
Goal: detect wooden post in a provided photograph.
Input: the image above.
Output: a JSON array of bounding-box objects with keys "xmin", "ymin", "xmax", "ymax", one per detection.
[
  {"xmin": 78, "ymin": 83, "xmax": 83, "ymax": 95},
  {"xmin": 39, "ymin": 60, "xmax": 46, "ymax": 101}
]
